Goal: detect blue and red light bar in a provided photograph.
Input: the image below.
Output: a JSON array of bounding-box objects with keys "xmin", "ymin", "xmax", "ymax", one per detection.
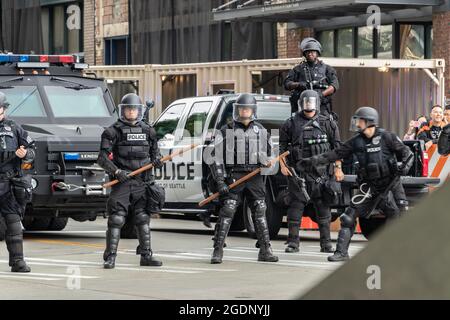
[{"xmin": 0, "ymin": 54, "xmax": 76, "ymax": 64}]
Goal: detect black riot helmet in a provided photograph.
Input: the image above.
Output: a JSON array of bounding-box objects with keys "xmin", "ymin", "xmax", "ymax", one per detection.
[
  {"xmin": 118, "ymin": 93, "xmax": 145, "ymax": 123},
  {"xmin": 233, "ymin": 93, "xmax": 257, "ymax": 123},
  {"xmin": 299, "ymin": 37, "xmax": 322, "ymax": 56},
  {"xmin": 298, "ymin": 90, "xmax": 320, "ymax": 113},
  {"xmin": 350, "ymin": 106, "xmax": 379, "ymax": 132},
  {"xmin": 0, "ymin": 92, "xmax": 10, "ymax": 109}
]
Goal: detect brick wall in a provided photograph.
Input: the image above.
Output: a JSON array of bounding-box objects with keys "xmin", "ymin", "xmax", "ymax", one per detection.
[
  {"xmin": 432, "ymin": 10, "xmax": 450, "ymax": 96},
  {"xmin": 94, "ymin": 0, "xmax": 129, "ymax": 66},
  {"xmin": 83, "ymin": 0, "xmax": 95, "ymax": 65},
  {"xmin": 285, "ymin": 27, "xmax": 315, "ymax": 58}
]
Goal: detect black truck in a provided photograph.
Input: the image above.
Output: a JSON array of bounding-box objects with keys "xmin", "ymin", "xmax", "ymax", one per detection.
[
  {"xmin": 0, "ymin": 54, "xmax": 117, "ymax": 240},
  {"xmin": 152, "ymin": 93, "xmax": 440, "ymax": 239}
]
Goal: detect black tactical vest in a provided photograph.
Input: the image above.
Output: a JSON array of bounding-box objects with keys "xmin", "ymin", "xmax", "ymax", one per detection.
[
  {"xmin": 352, "ymin": 129, "xmax": 397, "ymax": 182},
  {"xmin": 225, "ymin": 121, "xmax": 269, "ymax": 172},
  {"xmin": 289, "ymin": 114, "xmax": 331, "ymax": 161},
  {"xmin": 0, "ymin": 120, "xmax": 20, "ymax": 174},
  {"xmin": 112, "ymin": 121, "xmax": 152, "ymax": 171}
]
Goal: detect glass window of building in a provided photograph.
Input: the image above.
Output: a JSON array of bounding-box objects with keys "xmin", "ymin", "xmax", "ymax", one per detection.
[
  {"xmin": 319, "ymin": 31, "xmax": 335, "ymax": 57},
  {"xmin": 399, "ymin": 24, "xmax": 425, "ymax": 59},
  {"xmin": 357, "ymin": 26, "xmax": 374, "ymax": 58},
  {"xmin": 337, "ymin": 28, "xmax": 353, "ymax": 58},
  {"xmin": 41, "ymin": 1, "xmax": 83, "ymax": 55},
  {"xmin": 377, "ymin": 25, "xmax": 393, "ymax": 58}
]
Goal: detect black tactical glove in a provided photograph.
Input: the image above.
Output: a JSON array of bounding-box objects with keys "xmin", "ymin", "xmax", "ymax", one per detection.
[
  {"xmin": 115, "ymin": 170, "xmax": 131, "ymax": 183},
  {"xmin": 216, "ymin": 179, "xmax": 230, "ymax": 196},
  {"xmin": 297, "ymin": 81, "xmax": 308, "ymax": 90},
  {"xmin": 152, "ymin": 158, "xmax": 164, "ymax": 169},
  {"xmin": 396, "ymin": 163, "xmax": 410, "ymax": 176}
]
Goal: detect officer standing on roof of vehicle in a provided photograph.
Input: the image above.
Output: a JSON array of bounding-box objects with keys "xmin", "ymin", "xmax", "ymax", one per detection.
[
  {"xmin": 209, "ymin": 93, "xmax": 279, "ymax": 264},
  {"xmin": 0, "ymin": 91, "xmax": 35, "ymax": 273},
  {"xmin": 279, "ymin": 89, "xmax": 343, "ymax": 254},
  {"xmin": 97, "ymin": 93, "xmax": 164, "ymax": 269},
  {"xmin": 301, "ymin": 106, "xmax": 414, "ymax": 262},
  {"xmin": 284, "ymin": 38, "xmax": 339, "ymax": 120}
]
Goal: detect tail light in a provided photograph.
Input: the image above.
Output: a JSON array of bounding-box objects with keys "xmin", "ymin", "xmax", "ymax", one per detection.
[{"xmin": 422, "ymin": 151, "xmax": 429, "ymax": 177}]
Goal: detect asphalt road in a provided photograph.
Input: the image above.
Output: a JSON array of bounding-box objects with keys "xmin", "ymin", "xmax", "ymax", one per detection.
[{"xmin": 0, "ymin": 216, "xmax": 366, "ymax": 300}]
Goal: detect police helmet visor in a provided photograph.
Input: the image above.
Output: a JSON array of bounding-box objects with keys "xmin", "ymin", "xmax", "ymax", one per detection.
[
  {"xmin": 118, "ymin": 103, "xmax": 145, "ymax": 123},
  {"xmin": 300, "ymin": 96, "xmax": 318, "ymax": 112},
  {"xmin": 233, "ymin": 102, "xmax": 257, "ymax": 122},
  {"xmin": 350, "ymin": 116, "xmax": 372, "ymax": 132}
]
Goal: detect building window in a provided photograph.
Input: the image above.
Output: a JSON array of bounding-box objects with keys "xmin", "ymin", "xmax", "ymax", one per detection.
[
  {"xmin": 105, "ymin": 37, "xmax": 131, "ymax": 65},
  {"xmin": 337, "ymin": 28, "xmax": 353, "ymax": 58},
  {"xmin": 357, "ymin": 26, "xmax": 374, "ymax": 58},
  {"xmin": 319, "ymin": 30, "xmax": 334, "ymax": 57},
  {"xmin": 399, "ymin": 24, "xmax": 426, "ymax": 59},
  {"xmin": 377, "ymin": 25, "xmax": 393, "ymax": 58},
  {"xmin": 41, "ymin": 1, "xmax": 83, "ymax": 55}
]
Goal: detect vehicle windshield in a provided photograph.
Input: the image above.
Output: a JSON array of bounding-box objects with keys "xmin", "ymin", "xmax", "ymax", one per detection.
[
  {"xmin": 2, "ymin": 86, "xmax": 47, "ymax": 118},
  {"xmin": 44, "ymin": 86, "xmax": 111, "ymax": 118}
]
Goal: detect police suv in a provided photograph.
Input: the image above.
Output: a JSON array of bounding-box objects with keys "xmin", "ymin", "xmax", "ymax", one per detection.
[
  {"xmin": 0, "ymin": 54, "xmax": 116, "ymax": 240},
  {"xmin": 152, "ymin": 93, "xmax": 440, "ymax": 239}
]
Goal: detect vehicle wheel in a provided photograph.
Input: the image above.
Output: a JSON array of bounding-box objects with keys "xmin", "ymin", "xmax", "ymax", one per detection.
[
  {"xmin": 121, "ymin": 214, "xmax": 137, "ymax": 239},
  {"xmin": 23, "ymin": 217, "xmax": 53, "ymax": 231},
  {"xmin": 48, "ymin": 217, "xmax": 69, "ymax": 231},
  {"xmin": 359, "ymin": 217, "xmax": 387, "ymax": 240},
  {"xmin": 0, "ymin": 216, "xmax": 6, "ymax": 241}
]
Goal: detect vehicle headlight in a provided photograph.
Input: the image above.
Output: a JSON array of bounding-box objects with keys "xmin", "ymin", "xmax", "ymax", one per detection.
[{"xmin": 31, "ymin": 178, "xmax": 38, "ymax": 190}]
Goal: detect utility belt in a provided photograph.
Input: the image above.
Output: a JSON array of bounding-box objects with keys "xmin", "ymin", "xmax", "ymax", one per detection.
[
  {"xmin": 357, "ymin": 160, "xmax": 397, "ymax": 182},
  {"xmin": 0, "ymin": 170, "xmax": 17, "ymax": 180}
]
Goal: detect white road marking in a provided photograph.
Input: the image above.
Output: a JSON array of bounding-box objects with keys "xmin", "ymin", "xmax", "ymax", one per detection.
[
  {"xmin": 0, "ymin": 274, "xmax": 61, "ymax": 281},
  {"xmin": 0, "ymin": 271, "xmax": 97, "ymax": 279}
]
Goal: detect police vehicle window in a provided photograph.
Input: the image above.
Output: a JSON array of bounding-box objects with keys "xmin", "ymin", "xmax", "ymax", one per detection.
[
  {"xmin": 44, "ymin": 86, "xmax": 110, "ymax": 118},
  {"xmin": 257, "ymin": 102, "xmax": 291, "ymax": 130},
  {"xmin": 154, "ymin": 103, "xmax": 186, "ymax": 140},
  {"xmin": 183, "ymin": 101, "xmax": 213, "ymax": 138},
  {"xmin": 2, "ymin": 86, "xmax": 46, "ymax": 117}
]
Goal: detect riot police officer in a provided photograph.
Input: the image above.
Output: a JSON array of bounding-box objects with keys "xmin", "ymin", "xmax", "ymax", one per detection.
[
  {"xmin": 97, "ymin": 93, "xmax": 164, "ymax": 269},
  {"xmin": 279, "ymin": 90, "xmax": 343, "ymax": 254},
  {"xmin": 438, "ymin": 124, "xmax": 450, "ymax": 156},
  {"xmin": 301, "ymin": 107, "xmax": 414, "ymax": 262},
  {"xmin": 0, "ymin": 92, "xmax": 35, "ymax": 273},
  {"xmin": 209, "ymin": 93, "xmax": 278, "ymax": 264},
  {"xmin": 284, "ymin": 38, "xmax": 339, "ymax": 119}
]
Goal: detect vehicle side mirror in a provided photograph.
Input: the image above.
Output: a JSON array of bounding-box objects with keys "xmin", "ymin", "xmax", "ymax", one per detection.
[{"xmin": 146, "ymin": 100, "xmax": 155, "ymax": 109}]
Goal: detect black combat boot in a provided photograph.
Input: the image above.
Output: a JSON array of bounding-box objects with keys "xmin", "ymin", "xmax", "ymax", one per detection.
[
  {"xmin": 328, "ymin": 228, "xmax": 352, "ymax": 262},
  {"xmin": 103, "ymin": 228, "xmax": 120, "ymax": 269},
  {"xmin": 136, "ymin": 223, "xmax": 162, "ymax": 267},
  {"xmin": 7, "ymin": 236, "xmax": 31, "ymax": 273},
  {"xmin": 198, "ymin": 212, "xmax": 212, "ymax": 228},
  {"xmin": 285, "ymin": 221, "xmax": 300, "ymax": 253},
  {"xmin": 211, "ymin": 216, "xmax": 232, "ymax": 264},
  {"xmin": 318, "ymin": 222, "xmax": 334, "ymax": 253},
  {"xmin": 254, "ymin": 212, "xmax": 278, "ymax": 262},
  {"xmin": 5, "ymin": 219, "xmax": 31, "ymax": 273}
]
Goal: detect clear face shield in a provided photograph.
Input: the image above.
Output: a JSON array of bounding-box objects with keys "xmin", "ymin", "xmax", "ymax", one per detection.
[
  {"xmin": 350, "ymin": 116, "xmax": 367, "ymax": 133},
  {"xmin": 299, "ymin": 96, "xmax": 318, "ymax": 113},
  {"xmin": 233, "ymin": 103, "xmax": 257, "ymax": 123},
  {"xmin": 119, "ymin": 104, "xmax": 145, "ymax": 123}
]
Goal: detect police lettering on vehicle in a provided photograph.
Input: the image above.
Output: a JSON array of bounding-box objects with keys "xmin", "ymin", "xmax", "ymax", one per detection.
[{"xmin": 127, "ymin": 133, "xmax": 147, "ymax": 141}]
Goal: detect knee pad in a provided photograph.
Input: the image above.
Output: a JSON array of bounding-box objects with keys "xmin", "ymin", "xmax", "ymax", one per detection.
[
  {"xmin": 340, "ymin": 208, "xmax": 356, "ymax": 229},
  {"xmin": 221, "ymin": 199, "xmax": 238, "ymax": 218},
  {"xmin": 252, "ymin": 200, "xmax": 267, "ymax": 217},
  {"xmin": 5, "ymin": 214, "xmax": 22, "ymax": 236},
  {"xmin": 108, "ymin": 212, "xmax": 126, "ymax": 229},
  {"xmin": 135, "ymin": 211, "xmax": 150, "ymax": 226}
]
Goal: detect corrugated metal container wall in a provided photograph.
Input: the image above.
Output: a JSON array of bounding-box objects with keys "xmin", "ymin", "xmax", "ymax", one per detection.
[{"xmin": 333, "ymin": 67, "xmax": 437, "ymax": 140}]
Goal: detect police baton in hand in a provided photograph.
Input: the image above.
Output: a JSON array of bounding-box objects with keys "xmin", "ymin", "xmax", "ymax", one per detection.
[
  {"xmin": 102, "ymin": 144, "xmax": 198, "ymax": 189},
  {"xmin": 198, "ymin": 151, "xmax": 290, "ymax": 207}
]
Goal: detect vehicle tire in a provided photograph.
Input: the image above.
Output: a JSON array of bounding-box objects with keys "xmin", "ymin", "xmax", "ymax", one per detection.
[
  {"xmin": 121, "ymin": 214, "xmax": 137, "ymax": 239},
  {"xmin": 23, "ymin": 217, "xmax": 53, "ymax": 231},
  {"xmin": 48, "ymin": 217, "xmax": 69, "ymax": 231},
  {"xmin": 359, "ymin": 217, "xmax": 386, "ymax": 240},
  {"xmin": 0, "ymin": 216, "xmax": 6, "ymax": 241}
]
